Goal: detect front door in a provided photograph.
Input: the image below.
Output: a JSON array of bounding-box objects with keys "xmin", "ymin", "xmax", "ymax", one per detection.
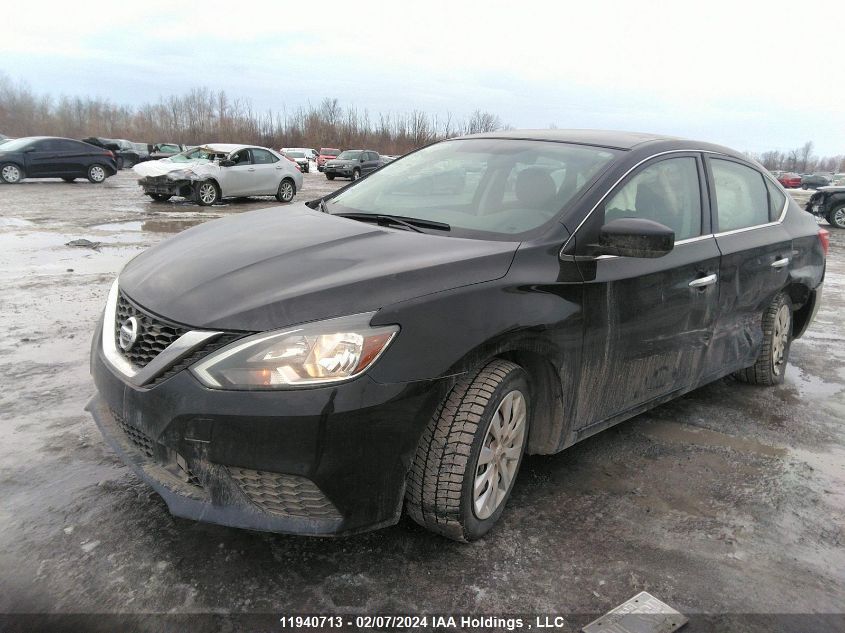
[
  {"xmin": 573, "ymin": 154, "xmax": 721, "ymax": 431},
  {"xmin": 219, "ymin": 149, "xmax": 257, "ymax": 196}
]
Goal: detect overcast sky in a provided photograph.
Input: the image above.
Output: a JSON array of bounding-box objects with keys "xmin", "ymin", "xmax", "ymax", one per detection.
[{"xmin": 5, "ymin": 0, "xmax": 843, "ymax": 155}]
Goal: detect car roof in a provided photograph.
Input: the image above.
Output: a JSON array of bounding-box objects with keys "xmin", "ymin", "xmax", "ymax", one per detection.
[{"xmin": 456, "ymin": 128, "xmax": 744, "ymax": 157}]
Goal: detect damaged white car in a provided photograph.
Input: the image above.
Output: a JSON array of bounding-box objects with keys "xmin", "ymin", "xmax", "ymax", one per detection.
[{"xmin": 133, "ymin": 144, "xmax": 303, "ymax": 206}]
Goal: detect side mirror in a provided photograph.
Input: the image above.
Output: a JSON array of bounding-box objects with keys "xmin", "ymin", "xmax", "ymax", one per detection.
[
  {"xmin": 24, "ymin": 147, "xmax": 36, "ymax": 153},
  {"xmin": 220, "ymin": 159, "xmax": 235, "ymax": 167},
  {"xmin": 597, "ymin": 218, "xmax": 674, "ymax": 258},
  {"xmin": 360, "ymin": 157, "xmax": 365, "ymax": 163}
]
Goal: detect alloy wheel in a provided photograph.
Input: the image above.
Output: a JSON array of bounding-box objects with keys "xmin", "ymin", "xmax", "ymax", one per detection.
[
  {"xmin": 473, "ymin": 390, "xmax": 527, "ymax": 520},
  {"xmin": 89, "ymin": 165, "xmax": 106, "ymax": 182},
  {"xmin": 198, "ymin": 183, "xmax": 217, "ymax": 205},
  {"xmin": 834, "ymin": 207, "xmax": 845, "ymax": 228},
  {"xmin": 279, "ymin": 181, "xmax": 294, "ymax": 202},
  {"xmin": 2, "ymin": 165, "xmax": 21, "ymax": 183},
  {"xmin": 771, "ymin": 304, "xmax": 790, "ymax": 375}
]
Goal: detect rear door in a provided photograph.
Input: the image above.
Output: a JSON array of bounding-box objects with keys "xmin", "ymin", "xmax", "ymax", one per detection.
[
  {"xmin": 364, "ymin": 151, "xmax": 379, "ymax": 174},
  {"xmin": 56, "ymin": 140, "xmax": 89, "ymax": 175},
  {"xmin": 573, "ymin": 154, "xmax": 722, "ymax": 430},
  {"xmin": 250, "ymin": 148, "xmax": 282, "ymax": 194},
  {"xmin": 705, "ymin": 156, "xmax": 792, "ymax": 374}
]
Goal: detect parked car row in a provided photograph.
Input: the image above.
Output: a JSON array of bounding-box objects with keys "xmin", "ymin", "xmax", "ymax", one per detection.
[{"xmin": 0, "ymin": 136, "xmax": 118, "ymax": 183}]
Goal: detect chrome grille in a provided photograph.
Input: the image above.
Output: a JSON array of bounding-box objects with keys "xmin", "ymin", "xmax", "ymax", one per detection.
[
  {"xmin": 115, "ymin": 292, "xmax": 188, "ymax": 368},
  {"xmin": 228, "ymin": 468, "xmax": 342, "ymax": 519}
]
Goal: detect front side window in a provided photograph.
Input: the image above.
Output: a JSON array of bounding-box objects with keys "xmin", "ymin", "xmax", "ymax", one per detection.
[
  {"xmin": 604, "ymin": 157, "xmax": 702, "ymax": 240},
  {"xmin": 711, "ymin": 159, "xmax": 769, "ymax": 232},
  {"xmin": 230, "ymin": 149, "xmax": 252, "ymax": 165},
  {"xmin": 327, "ymin": 139, "xmax": 618, "ymax": 240}
]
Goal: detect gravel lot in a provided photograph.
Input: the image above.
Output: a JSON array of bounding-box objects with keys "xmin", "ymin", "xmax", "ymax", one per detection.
[{"xmin": 0, "ymin": 170, "xmax": 843, "ymax": 631}]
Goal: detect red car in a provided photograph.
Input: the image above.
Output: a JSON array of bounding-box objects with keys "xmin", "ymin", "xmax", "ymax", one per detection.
[
  {"xmin": 778, "ymin": 172, "xmax": 801, "ymax": 188},
  {"xmin": 317, "ymin": 147, "xmax": 341, "ymax": 172}
]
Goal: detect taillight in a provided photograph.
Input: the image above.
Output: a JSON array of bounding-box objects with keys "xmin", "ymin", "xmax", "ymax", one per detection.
[
  {"xmin": 818, "ymin": 228, "xmax": 830, "ymax": 257},
  {"xmin": 104, "ymin": 150, "xmax": 114, "ymax": 158}
]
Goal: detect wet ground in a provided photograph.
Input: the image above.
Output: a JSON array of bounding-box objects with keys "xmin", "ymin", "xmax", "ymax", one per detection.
[{"xmin": 0, "ymin": 172, "xmax": 842, "ymax": 631}]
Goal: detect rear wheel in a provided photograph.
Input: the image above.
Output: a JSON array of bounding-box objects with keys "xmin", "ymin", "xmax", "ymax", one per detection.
[
  {"xmin": 275, "ymin": 178, "xmax": 296, "ymax": 203},
  {"xmin": 734, "ymin": 293, "xmax": 793, "ymax": 385},
  {"xmin": 406, "ymin": 359, "xmax": 530, "ymax": 541},
  {"xmin": 195, "ymin": 180, "xmax": 220, "ymax": 206},
  {"xmin": 1, "ymin": 163, "xmax": 23, "ymax": 184},
  {"xmin": 827, "ymin": 204, "xmax": 845, "ymax": 229},
  {"xmin": 87, "ymin": 164, "xmax": 107, "ymax": 183},
  {"xmin": 148, "ymin": 193, "xmax": 172, "ymax": 202}
]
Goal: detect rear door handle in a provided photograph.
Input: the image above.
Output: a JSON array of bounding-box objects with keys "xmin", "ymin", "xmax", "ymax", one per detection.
[
  {"xmin": 689, "ymin": 273, "xmax": 718, "ymax": 288},
  {"xmin": 771, "ymin": 257, "xmax": 789, "ymax": 269}
]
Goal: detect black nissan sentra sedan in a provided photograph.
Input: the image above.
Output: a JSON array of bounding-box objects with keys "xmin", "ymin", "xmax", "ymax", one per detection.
[
  {"xmin": 87, "ymin": 130, "xmax": 827, "ymax": 541},
  {"xmin": 0, "ymin": 136, "xmax": 118, "ymax": 183}
]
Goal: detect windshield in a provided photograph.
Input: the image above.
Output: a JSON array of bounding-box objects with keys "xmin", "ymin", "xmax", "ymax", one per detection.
[
  {"xmin": 287, "ymin": 151, "xmax": 305, "ymax": 158},
  {"xmin": 326, "ymin": 139, "xmax": 619, "ymax": 240},
  {"xmin": 337, "ymin": 150, "xmax": 362, "ymax": 160},
  {"xmin": 320, "ymin": 148, "xmax": 340, "ymax": 156},
  {"xmin": 169, "ymin": 147, "xmax": 227, "ymax": 163},
  {"xmin": 0, "ymin": 138, "xmax": 36, "ymax": 152}
]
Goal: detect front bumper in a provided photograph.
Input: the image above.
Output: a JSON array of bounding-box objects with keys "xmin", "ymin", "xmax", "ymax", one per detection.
[
  {"xmin": 324, "ymin": 165, "xmax": 353, "ymax": 177},
  {"xmin": 139, "ymin": 177, "xmax": 193, "ymax": 198},
  {"xmin": 87, "ymin": 320, "xmax": 445, "ymax": 535}
]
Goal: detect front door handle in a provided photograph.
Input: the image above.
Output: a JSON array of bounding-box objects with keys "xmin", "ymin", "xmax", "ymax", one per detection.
[
  {"xmin": 689, "ymin": 273, "xmax": 718, "ymax": 288},
  {"xmin": 771, "ymin": 257, "xmax": 790, "ymax": 269}
]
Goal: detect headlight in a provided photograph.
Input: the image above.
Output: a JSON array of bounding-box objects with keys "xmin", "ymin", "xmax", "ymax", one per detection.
[{"xmin": 191, "ymin": 312, "xmax": 398, "ymax": 390}]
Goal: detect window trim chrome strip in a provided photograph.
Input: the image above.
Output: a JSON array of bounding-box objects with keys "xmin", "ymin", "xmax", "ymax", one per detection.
[
  {"xmin": 101, "ymin": 279, "xmax": 222, "ymax": 387},
  {"xmin": 560, "ymin": 149, "xmax": 790, "ymax": 259}
]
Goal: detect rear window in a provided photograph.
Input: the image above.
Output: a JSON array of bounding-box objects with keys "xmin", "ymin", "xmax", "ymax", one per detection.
[
  {"xmin": 711, "ymin": 159, "xmax": 770, "ymax": 231},
  {"xmin": 766, "ymin": 179, "xmax": 786, "ymax": 221},
  {"xmin": 320, "ymin": 148, "xmax": 340, "ymax": 156}
]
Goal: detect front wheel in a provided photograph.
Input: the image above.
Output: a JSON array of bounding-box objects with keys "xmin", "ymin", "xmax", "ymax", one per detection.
[
  {"xmin": 195, "ymin": 180, "xmax": 220, "ymax": 206},
  {"xmin": 352, "ymin": 169, "xmax": 361, "ymax": 181},
  {"xmin": 326, "ymin": 174, "xmax": 335, "ymax": 181},
  {"xmin": 1, "ymin": 163, "xmax": 23, "ymax": 184},
  {"xmin": 802, "ymin": 184, "xmax": 808, "ymax": 190},
  {"xmin": 87, "ymin": 164, "xmax": 107, "ymax": 183},
  {"xmin": 406, "ymin": 359, "xmax": 530, "ymax": 541},
  {"xmin": 275, "ymin": 178, "xmax": 296, "ymax": 203},
  {"xmin": 148, "ymin": 193, "xmax": 172, "ymax": 202},
  {"xmin": 827, "ymin": 205, "xmax": 845, "ymax": 229},
  {"xmin": 734, "ymin": 293, "xmax": 793, "ymax": 385}
]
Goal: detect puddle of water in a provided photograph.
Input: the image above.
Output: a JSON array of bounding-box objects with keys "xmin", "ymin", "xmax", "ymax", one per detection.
[
  {"xmin": 639, "ymin": 420, "xmax": 786, "ymax": 457},
  {"xmin": 784, "ymin": 364, "xmax": 843, "ymax": 400},
  {"xmin": 91, "ymin": 221, "xmax": 144, "ymax": 232},
  {"xmin": 0, "ymin": 218, "xmax": 35, "ymax": 227}
]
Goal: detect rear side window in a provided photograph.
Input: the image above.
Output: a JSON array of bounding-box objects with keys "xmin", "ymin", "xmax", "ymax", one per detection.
[
  {"xmin": 711, "ymin": 159, "xmax": 769, "ymax": 231},
  {"xmin": 604, "ymin": 156, "xmax": 702, "ymax": 240},
  {"xmin": 252, "ymin": 149, "xmax": 278, "ymax": 164},
  {"xmin": 765, "ymin": 179, "xmax": 786, "ymax": 221}
]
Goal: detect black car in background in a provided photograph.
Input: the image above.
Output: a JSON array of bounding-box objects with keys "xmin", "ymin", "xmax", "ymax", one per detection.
[
  {"xmin": 149, "ymin": 143, "xmax": 186, "ymax": 160},
  {"xmin": 800, "ymin": 173, "xmax": 832, "ymax": 190},
  {"xmin": 83, "ymin": 137, "xmax": 148, "ymax": 169},
  {"xmin": 87, "ymin": 130, "xmax": 826, "ymax": 541},
  {"xmin": 807, "ymin": 186, "xmax": 845, "ymax": 228},
  {"xmin": 0, "ymin": 136, "xmax": 117, "ymax": 184},
  {"xmin": 324, "ymin": 149, "xmax": 381, "ymax": 180}
]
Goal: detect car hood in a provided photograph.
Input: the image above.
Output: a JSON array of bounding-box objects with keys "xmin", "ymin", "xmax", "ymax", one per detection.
[
  {"xmin": 118, "ymin": 204, "xmax": 519, "ymax": 331},
  {"xmin": 133, "ymin": 159, "xmax": 222, "ymax": 179}
]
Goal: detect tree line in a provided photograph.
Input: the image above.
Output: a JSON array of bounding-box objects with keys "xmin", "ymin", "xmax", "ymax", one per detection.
[
  {"xmin": 747, "ymin": 141, "xmax": 844, "ymax": 174},
  {"xmin": 0, "ymin": 75, "xmax": 504, "ymax": 155}
]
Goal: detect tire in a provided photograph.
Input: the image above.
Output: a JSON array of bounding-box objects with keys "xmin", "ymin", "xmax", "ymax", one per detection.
[
  {"xmin": 734, "ymin": 293, "xmax": 793, "ymax": 385},
  {"xmin": 275, "ymin": 178, "xmax": 296, "ymax": 203},
  {"xmin": 827, "ymin": 205, "xmax": 845, "ymax": 229},
  {"xmin": 406, "ymin": 359, "xmax": 530, "ymax": 542},
  {"xmin": 87, "ymin": 164, "xmax": 107, "ymax": 183},
  {"xmin": 195, "ymin": 180, "xmax": 220, "ymax": 206},
  {"xmin": 116, "ymin": 157, "xmax": 125, "ymax": 170},
  {"xmin": 62, "ymin": 177, "xmax": 76, "ymax": 183},
  {"xmin": 352, "ymin": 169, "xmax": 361, "ymax": 181},
  {"xmin": 303, "ymin": 164, "xmax": 310, "ymax": 174},
  {"xmin": 1, "ymin": 163, "xmax": 23, "ymax": 184},
  {"xmin": 802, "ymin": 184, "xmax": 808, "ymax": 190},
  {"xmin": 148, "ymin": 193, "xmax": 172, "ymax": 202},
  {"xmin": 326, "ymin": 174, "xmax": 335, "ymax": 181}
]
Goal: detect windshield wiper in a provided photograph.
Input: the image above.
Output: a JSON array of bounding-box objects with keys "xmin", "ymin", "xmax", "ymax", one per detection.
[{"xmin": 336, "ymin": 212, "xmax": 450, "ymax": 233}]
